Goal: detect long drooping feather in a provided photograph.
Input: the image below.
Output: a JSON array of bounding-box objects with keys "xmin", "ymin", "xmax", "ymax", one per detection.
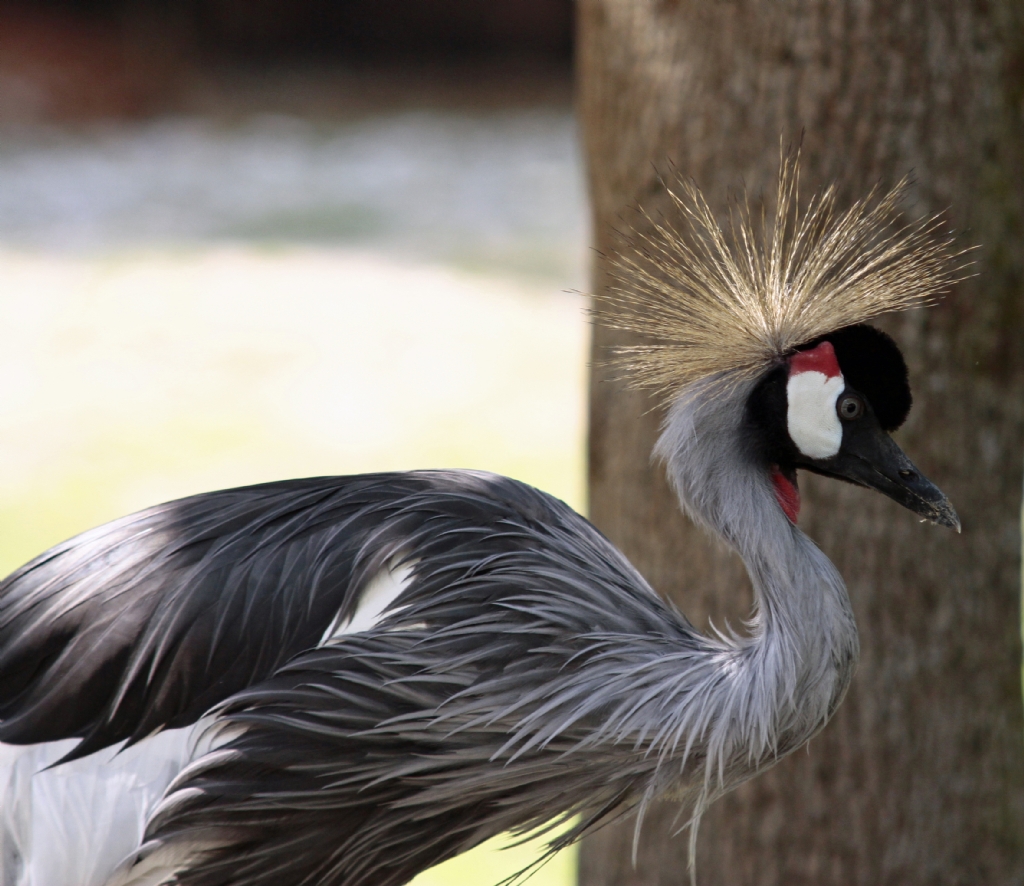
[{"xmin": 596, "ymin": 153, "xmax": 969, "ymax": 400}]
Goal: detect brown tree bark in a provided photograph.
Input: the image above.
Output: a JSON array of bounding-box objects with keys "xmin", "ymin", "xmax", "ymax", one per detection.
[{"xmin": 576, "ymin": 2, "xmax": 1024, "ymax": 884}]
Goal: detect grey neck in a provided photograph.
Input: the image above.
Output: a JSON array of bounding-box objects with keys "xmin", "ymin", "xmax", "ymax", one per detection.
[{"xmin": 655, "ymin": 379, "xmax": 860, "ymax": 764}]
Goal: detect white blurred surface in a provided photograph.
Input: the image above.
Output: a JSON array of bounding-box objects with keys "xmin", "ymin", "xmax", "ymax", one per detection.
[
  {"xmin": 0, "ymin": 247, "xmax": 586, "ymax": 543},
  {"xmin": 0, "ymin": 107, "xmax": 588, "ymax": 886},
  {"xmin": 0, "ymin": 108, "xmax": 590, "ymax": 548}
]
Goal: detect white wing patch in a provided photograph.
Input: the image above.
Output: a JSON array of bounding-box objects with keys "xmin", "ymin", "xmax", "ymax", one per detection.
[
  {"xmin": 319, "ymin": 560, "xmax": 415, "ymax": 645},
  {"xmin": 786, "ymin": 371, "xmax": 845, "ymax": 459},
  {"xmin": 105, "ymin": 837, "xmax": 220, "ymax": 886},
  {"xmin": 0, "ymin": 720, "xmax": 226, "ymax": 886},
  {"xmin": 0, "ymin": 569, "xmax": 415, "ymax": 885}
]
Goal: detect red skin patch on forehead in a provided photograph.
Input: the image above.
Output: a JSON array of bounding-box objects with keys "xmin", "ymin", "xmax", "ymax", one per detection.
[
  {"xmin": 771, "ymin": 466, "xmax": 801, "ymax": 524},
  {"xmin": 789, "ymin": 340, "xmax": 841, "ymax": 379}
]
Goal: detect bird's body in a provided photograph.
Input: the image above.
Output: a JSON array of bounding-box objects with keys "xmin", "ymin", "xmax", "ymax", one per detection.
[
  {"xmin": 0, "ymin": 162, "xmax": 962, "ymax": 885},
  {"xmin": 0, "ymin": 456, "xmax": 852, "ymax": 886}
]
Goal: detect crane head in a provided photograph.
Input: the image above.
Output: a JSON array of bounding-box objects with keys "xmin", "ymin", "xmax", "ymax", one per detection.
[
  {"xmin": 598, "ymin": 156, "xmax": 969, "ymax": 538},
  {"xmin": 746, "ymin": 324, "xmax": 959, "ymax": 531}
]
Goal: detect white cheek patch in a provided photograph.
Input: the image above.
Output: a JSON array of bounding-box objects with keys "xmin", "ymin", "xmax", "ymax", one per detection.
[{"xmin": 786, "ymin": 371, "xmax": 845, "ymax": 459}]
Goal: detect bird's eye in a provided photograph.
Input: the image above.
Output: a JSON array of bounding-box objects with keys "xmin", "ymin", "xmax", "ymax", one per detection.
[{"xmin": 837, "ymin": 394, "xmax": 865, "ymax": 421}]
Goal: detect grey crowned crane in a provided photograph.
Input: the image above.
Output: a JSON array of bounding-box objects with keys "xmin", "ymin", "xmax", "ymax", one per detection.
[{"xmin": 0, "ymin": 163, "xmax": 962, "ymax": 886}]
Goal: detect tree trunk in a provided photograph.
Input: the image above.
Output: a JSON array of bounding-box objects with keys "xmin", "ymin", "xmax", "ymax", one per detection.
[{"xmin": 577, "ymin": 2, "xmax": 1024, "ymax": 884}]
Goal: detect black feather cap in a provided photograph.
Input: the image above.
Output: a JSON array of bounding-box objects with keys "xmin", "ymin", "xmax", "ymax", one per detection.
[{"xmin": 807, "ymin": 324, "xmax": 912, "ymax": 431}]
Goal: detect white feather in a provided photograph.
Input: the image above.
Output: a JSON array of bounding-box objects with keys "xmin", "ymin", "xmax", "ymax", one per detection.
[
  {"xmin": 0, "ymin": 721, "xmax": 222, "ymax": 886},
  {"xmin": 104, "ymin": 839, "xmax": 217, "ymax": 886},
  {"xmin": 320, "ymin": 561, "xmax": 415, "ymax": 644},
  {"xmin": 1, "ymin": 565, "xmax": 415, "ymax": 886}
]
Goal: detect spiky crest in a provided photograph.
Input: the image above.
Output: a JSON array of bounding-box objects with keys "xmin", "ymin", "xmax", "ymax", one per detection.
[{"xmin": 596, "ymin": 152, "xmax": 969, "ymax": 401}]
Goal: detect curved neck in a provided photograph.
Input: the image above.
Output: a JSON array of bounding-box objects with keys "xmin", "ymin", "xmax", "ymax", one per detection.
[{"xmin": 656, "ymin": 384, "xmax": 860, "ymax": 757}]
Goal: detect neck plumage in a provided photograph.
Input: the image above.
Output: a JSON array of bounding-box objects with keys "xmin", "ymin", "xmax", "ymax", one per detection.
[{"xmin": 655, "ymin": 382, "xmax": 860, "ymax": 777}]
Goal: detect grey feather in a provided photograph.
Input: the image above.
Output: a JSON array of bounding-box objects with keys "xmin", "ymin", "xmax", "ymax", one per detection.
[
  {"xmin": 113, "ymin": 385, "xmax": 852, "ymax": 886},
  {"xmin": 1, "ymin": 398, "xmax": 858, "ymax": 886},
  {"xmin": 1, "ymin": 157, "xmax": 954, "ymax": 886}
]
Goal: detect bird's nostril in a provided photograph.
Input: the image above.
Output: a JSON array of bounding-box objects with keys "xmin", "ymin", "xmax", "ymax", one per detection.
[{"xmin": 898, "ymin": 469, "xmax": 916, "ymax": 481}]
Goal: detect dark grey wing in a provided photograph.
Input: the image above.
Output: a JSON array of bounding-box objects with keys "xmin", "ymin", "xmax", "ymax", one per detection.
[
  {"xmin": 128, "ymin": 478, "xmax": 702, "ymax": 886},
  {"xmin": 1, "ymin": 470, "xmax": 622, "ymax": 759}
]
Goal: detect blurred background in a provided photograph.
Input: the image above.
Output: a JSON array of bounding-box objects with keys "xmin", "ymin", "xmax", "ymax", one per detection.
[{"xmin": 0, "ymin": 2, "xmax": 586, "ymax": 884}]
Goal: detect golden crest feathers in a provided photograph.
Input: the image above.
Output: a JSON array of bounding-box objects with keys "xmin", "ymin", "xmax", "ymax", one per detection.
[{"xmin": 596, "ymin": 154, "xmax": 969, "ymax": 401}]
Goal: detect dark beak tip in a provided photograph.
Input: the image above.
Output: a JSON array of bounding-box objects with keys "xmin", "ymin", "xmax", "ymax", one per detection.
[{"xmin": 929, "ymin": 503, "xmax": 961, "ymax": 533}]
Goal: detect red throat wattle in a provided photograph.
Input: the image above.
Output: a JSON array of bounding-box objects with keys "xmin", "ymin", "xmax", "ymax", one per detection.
[{"xmin": 771, "ymin": 467, "xmax": 800, "ymax": 523}]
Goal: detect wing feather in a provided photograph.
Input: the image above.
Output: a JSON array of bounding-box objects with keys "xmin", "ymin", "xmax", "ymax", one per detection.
[
  {"xmin": 1, "ymin": 468, "xmax": 704, "ymax": 886},
  {"xmin": 0, "ymin": 471, "xmax": 602, "ymax": 758}
]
